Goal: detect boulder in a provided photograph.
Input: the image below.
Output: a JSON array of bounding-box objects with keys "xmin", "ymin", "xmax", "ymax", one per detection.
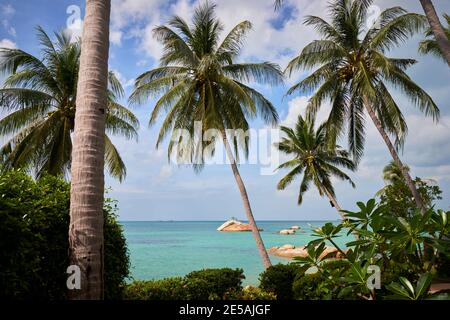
[
  {"xmin": 279, "ymin": 229, "xmax": 295, "ymax": 235},
  {"xmin": 217, "ymin": 219, "xmax": 262, "ymax": 232},
  {"xmin": 269, "ymin": 245, "xmax": 344, "ymax": 260},
  {"xmin": 279, "ymin": 244, "xmax": 295, "ymax": 250}
]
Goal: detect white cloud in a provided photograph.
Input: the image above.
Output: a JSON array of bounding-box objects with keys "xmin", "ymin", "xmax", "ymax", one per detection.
[
  {"xmin": 110, "ymin": 30, "xmax": 123, "ymax": 46},
  {"xmin": 1, "ymin": 4, "xmax": 16, "ymax": 38},
  {"xmin": 1, "ymin": 4, "xmax": 15, "ymax": 17},
  {"xmin": 111, "ymin": 69, "xmax": 135, "ymax": 89},
  {"xmin": 0, "ymin": 38, "xmax": 16, "ymax": 49},
  {"xmin": 282, "ymin": 96, "xmax": 332, "ymax": 127},
  {"xmin": 157, "ymin": 164, "xmax": 173, "ymax": 182}
]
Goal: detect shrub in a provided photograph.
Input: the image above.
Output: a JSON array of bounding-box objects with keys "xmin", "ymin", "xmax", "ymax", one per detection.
[
  {"xmin": 0, "ymin": 170, "xmax": 129, "ymax": 300},
  {"xmin": 124, "ymin": 268, "xmax": 245, "ymax": 300},
  {"xmin": 185, "ymin": 268, "xmax": 245, "ymax": 300},
  {"xmin": 258, "ymin": 264, "xmax": 300, "ymax": 300},
  {"xmin": 292, "ymin": 260, "xmax": 352, "ymax": 300},
  {"xmin": 224, "ymin": 287, "xmax": 277, "ymax": 300},
  {"xmin": 123, "ymin": 278, "xmax": 187, "ymax": 300},
  {"xmin": 292, "ymin": 272, "xmax": 329, "ymax": 300}
]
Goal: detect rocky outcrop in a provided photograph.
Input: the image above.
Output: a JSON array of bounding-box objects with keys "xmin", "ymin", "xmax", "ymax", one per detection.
[
  {"xmin": 217, "ymin": 219, "xmax": 262, "ymax": 232},
  {"xmin": 269, "ymin": 245, "xmax": 345, "ymax": 259},
  {"xmin": 279, "ymin": 229, "xmax": 296, "ymax": 235}
]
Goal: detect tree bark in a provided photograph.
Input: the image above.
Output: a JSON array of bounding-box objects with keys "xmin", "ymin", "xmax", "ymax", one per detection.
[
  {"xmin": 68, "ymin": 0, "xmax": 111, "ymax": 300},
  {"xmin": 363, "ymin": 97, "xmax": 425, "ymax": 213},
  {"xmin": 323, "ymin": 188, "xmax": 345, "ymax": 218},
  {"xmin": 420, "ymin": 0, "xmax": 450, "ymax": 67},
  {"xmin": 221, "ymin": 130, "xmax": 272, "ymax": 269}
]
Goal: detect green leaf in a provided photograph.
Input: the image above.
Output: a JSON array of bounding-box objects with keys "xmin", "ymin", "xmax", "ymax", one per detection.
[{"xmin": 415, "ymin": 273, "xmax": 433, "ymax": 298}]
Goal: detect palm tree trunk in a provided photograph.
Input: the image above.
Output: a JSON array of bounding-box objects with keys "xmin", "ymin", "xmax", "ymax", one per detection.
[
  {"xmin": 363, "ymin": 97, "xmax": 425, "ymax": 212},
  {"xmin": 420, "ymin": 0, "xmax": 450, "ymax": 67},
  {"xmin": 68, "ymin": 0, "xmax": 111, "ymax": 300},
  {"xmin": 323, "ymin": 188, "xmax": 344, "ymax": 217},
  {"xmin": 221, "ymin": 130, "xmax": 272, "ymax": 269}
]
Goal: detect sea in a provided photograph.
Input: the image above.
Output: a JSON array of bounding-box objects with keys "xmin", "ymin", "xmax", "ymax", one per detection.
[{"xmin": 121, "ymin": 220, "xmax": 353, "ymax": 285}]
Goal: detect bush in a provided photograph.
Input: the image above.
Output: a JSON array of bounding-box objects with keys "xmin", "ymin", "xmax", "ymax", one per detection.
[
  {"xmin": 185, "ymin": 268, "xmax": 245, "ymax": 300},
  {"xmin": 292, "ymin": 260, "xmax": 352, "ymax": 300},
  {"xmin": 224, "ymin": 287, "xmax": 277, "ymax": 300},
  {"xmin": 124, "ymin": 268, "xmax": 245, "ymax": 300},
  {"xmin": 0, "ymin": 170, "xmax": 129, "ymax": 300},
  {"xmin": 258, "ymin": 264, "xmax": 300, "ymax": 300},
  {"xmin": 123, "ymin": 278, "xmax": 187, "ymax": 300},
  {"xmin": 292, "ymin": 272, "xmax": 328, "ymax": 300}
]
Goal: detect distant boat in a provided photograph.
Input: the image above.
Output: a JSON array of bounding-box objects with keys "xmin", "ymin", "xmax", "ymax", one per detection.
[{"xmin": 217, "ymin": 219, "xmax": 262, "ymax": 232}]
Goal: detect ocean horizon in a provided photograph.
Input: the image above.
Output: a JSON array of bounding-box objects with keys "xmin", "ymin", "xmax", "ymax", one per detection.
[{"xmin": 121, "ymin": 220, "xmax": 351, "ymax": 285}]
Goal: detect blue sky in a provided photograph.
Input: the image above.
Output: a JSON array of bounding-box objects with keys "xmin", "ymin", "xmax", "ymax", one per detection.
[{"xmin": 1, "ymin": 0, "xmax": 449, "ymax": 221}]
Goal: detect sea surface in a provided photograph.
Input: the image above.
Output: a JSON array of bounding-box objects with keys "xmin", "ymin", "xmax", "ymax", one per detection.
[{"xmin": 121, "ymin": 220, "xmax": 352, "ymax": 285}]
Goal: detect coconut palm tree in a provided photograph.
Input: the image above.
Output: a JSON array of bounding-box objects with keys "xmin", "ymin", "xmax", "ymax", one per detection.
[
  {"xmin": 276, "ymin": 114, "xmax": 355, "ymax": 217},
  {"xmin": 130, "ymin": 2, "xmax": 284, "ymax": 269},
  {"xmin": 419, "ymin": 14, "xmax": 450, "ymax": 63},
  {"xmin": 285, "ymin": 0, "xmax": 439, "ymax": 212},
  {"xmin": 0, "ymin": 27, "xmax": 138, "ymax": 181},
  {"xmin": 419, "ymin": 0, "xmax": 450, "ymax": 67},
  {"xmin": 69, "ymin": 0, "xmax": 112, "ymax": 300},
  {"xmin": 383, "ymin": 160, "xmax": 410, "ymax": 185}
]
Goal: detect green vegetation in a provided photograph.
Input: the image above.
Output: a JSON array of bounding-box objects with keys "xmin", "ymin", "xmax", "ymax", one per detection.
[
  {"xmin": 284, "ymin": 0, "xmax": 438, "ymax": 210},
  {"xmin": 419, "ymin": 14, "xmax": 450, "ymax": 61},
  {"xmin": 276, "ymin": 113, "xmax": 355, "ymax": 214},
  {"xmin": 0, "ymin": 0, "xmax": 449, "ymax": 301},
  {"xmin": 289, "ymin": 200, "xmax": 450, "ymax": 300},
  {"xmin": 124, "ymin": 268, "xmax": 246, "ymax": 300},
  {"xmin": 259, "ymin": 264, "xmax": 300, "ymax": 300},
  {"xmin": 0, "ymin": 170, "xmax": 129, "ymax": 299},
  {"xmin": 0, "ymin": 28, "xmax": 139, "ymax": 180},
  {"xmin": 130, "ymin": 1, "xmax": 284, "ymax": 269}
]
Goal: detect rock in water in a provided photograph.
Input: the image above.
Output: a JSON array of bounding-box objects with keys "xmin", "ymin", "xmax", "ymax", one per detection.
[
  {"xmin": 279, "ymin": 229, "xmax": 295, "ymax": 235},
  {"xmin": 217, "ymin": 219, "xmax": 262, "ymax": 232}
]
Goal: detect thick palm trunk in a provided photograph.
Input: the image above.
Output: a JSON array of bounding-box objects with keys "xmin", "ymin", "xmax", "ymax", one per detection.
[
  {"xmin": 363, "ymin": 97, "xmax": 425, "ymax": 212},
  {"xmin": 221, "ymin": 130, "xmax": 272, "ymax": 269},
  {"xmin": 420, "ymin": 0, "xmax": 450, "ymax": 67},
  {"xmin": 68, "ymin": 0, "xmax": 111, "ymax": 300}
]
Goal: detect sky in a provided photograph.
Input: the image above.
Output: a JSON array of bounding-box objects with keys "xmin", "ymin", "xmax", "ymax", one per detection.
[{"xmin": 0, "ymin": 0, "xmax": 449, "ymax": 221}]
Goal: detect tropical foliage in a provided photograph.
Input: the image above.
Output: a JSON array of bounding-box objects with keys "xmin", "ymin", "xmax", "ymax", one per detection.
[
  {"xmin": 285, "ymin": 0, "xmax": 438, "ymax": 160},
  {"xmin": 130, "ymin": 3, "xmax": 283, "ymax": 163},
  {"xmin": 0, "ymin": 169, "xmax": 130, "ymax": 300},
  {"xmin": 283, "ymin": 0, "xmax": 440, "ymax": 211},
  {"xmin": 130, "ymin": 2, "xmax": 284, "ymax": 268},
  {"xmin": 419, "ymin": 14, "xmax": 450, "ymax": 61},
  {"xmin": 276, "ymin": 114, "xmax": 355, "ymax": 213},
  {"xmin": 289, "ymin": 199, "xmax": 450, "ymax": 300},
  {"xmin": 0, "ymin": 27, "xmax": 139, "ymax": 180}
]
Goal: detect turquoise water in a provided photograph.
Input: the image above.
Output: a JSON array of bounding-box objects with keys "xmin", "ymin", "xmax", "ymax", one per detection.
[{"xmin": 122, "ymin": 221, "xmax": 352, "ymax": 285}]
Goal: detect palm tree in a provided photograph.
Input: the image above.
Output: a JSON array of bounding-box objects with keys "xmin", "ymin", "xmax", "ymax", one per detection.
[
  {"xmin": 69, "ymin": 0, "xmax": 112, "ymax": 300},
  {"xmin": 275, "ymin": 0, "xmax": 450, "ymax": 67},
  {"xmin": 419, "ymin": 14, "xmax": 450, "ymax": 62},
  {"xmin": 419, "ymin": 0, "xmax": 450, "ymax": 67},
  {"xmin": 276, "ymin": 114, "xmax": 355, "ymax": 217},
  {"xmin": 383, "ymin": 160, "xmax": 410, "ymax": 185},
  {"xmin": 130, "ymin": 2, "xmax": 284, "ymax": 269},
  {"xmin": 0, "ymin": 27, "xmax": 138, "ymax": 181},
  {"xmin": 285, "ymin": 0, "xmax": 439, "ymax": 212}
]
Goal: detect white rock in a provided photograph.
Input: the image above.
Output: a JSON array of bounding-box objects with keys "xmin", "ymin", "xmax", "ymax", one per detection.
[{"xmin": 279, "ymin": 229, "xmax": 295, "ymax": 235}]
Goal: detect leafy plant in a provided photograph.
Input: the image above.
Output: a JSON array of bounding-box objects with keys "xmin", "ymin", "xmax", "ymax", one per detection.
[
  {"xmin": 259, "ymin": 264, "xmax": 300, "ymax": 300},
  {"xmin": 0, "ymin": 169, "xmax": 130, "ymax": 299},
  {"xmin": 385, "ymin": 273, "xmax": 441, "ymax": 300}
]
